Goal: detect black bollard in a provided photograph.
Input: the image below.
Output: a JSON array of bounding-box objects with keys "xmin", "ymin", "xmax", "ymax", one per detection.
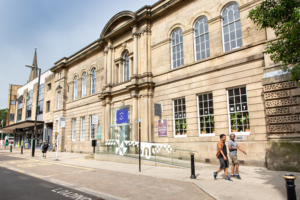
[
  {"xmin": 10, "ymin": 145, "xmax": 12, "ymax": 152},
  {"xmin": 283, "ymin": 174, "xmax": 297, "ymax": 200},
  {"xmin": 190, "ymin": 152, "xmax": 196, "ymax": 179},
  {"xmin": 21, "ymin": 146, "xmax": 23, "ymax": 154}
]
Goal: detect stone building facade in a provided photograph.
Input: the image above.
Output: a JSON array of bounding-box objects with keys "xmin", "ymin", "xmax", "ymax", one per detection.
[{"xmin": 4, "ymin": 0, "xmax": 300, "ymax": 170}]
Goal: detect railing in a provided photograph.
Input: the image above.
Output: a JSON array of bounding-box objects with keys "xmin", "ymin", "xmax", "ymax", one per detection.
[{"xmin": 96, "ymin": 141, "xmax": 197, "ymax": 168}]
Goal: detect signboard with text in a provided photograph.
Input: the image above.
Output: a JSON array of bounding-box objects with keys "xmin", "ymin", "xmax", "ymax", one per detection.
[
  {"xmin": 60, "ymin": 117, "xmax": 66, "ymax": 127},
  {"xmin": 92, "ymin": 115, "xmax": 99, "ymax": 125},
  {"xmin": 96, "ymin": 126, "xmax": 102, "ymax": 139},
  {"xmin": 116, "ymin": 108, "xmax": 129, "ymax": 124},
  {"xmin": 158, "ymin": 119, "xmax": 168, "ymax": 137}
]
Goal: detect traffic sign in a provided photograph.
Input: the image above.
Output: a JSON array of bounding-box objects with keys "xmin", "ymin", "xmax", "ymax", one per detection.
[{"xmin": 137, "ymin": 119, "xmax": 142, "ymax": 122}]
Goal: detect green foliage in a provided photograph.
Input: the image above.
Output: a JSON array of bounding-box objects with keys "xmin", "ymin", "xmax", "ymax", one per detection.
[
  {"xmin": 230, "ymin": 113, "xmax": 241, "ymax": 130},
  {"xmin": 248, "ymin": 0, "xmax": 300, "ymax": 81},
  {"xmin": 0, "ymin": 109, "xmax": 7, "ymax": 127},
  {"xmin": 240, "ymin": 113, "xmax": 249, "ymax": 129},
  {"xmin": 201, "ymin": 116, "xmax": 209, "ymax": 132}
]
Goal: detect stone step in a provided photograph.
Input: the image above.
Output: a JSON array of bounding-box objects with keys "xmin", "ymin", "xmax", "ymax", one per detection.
[{"xmin": 84, "ymin": 154, "xmax": 94, "ymax": 160}]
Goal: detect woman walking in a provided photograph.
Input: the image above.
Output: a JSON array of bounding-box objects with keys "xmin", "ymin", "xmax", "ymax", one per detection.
[{"xmin": 4, "ymin": 139, "xmax": 8, "ymax": 149}]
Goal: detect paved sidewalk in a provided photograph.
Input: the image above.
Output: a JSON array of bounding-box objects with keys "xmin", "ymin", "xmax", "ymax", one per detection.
[{"xmin": 1, "ymin": 148, "xmax": 300, "ymax": 200}]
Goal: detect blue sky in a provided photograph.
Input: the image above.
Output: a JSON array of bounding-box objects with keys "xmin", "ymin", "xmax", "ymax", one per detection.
[{"xmin": 0, "ymin": 0, "xmax": 157, "ymax": 109}]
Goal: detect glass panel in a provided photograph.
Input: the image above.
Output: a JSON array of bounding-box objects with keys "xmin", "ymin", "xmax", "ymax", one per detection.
[
  {"xmin": 225, "ymin": 42, "xmax": 230, "ymax": 52},
  {"xmin": 228, "ymin": 10, "xmax": 234, "ymax": 22},
  {"xmin": 237, "ymin": 38, "xmax": 243, "ymax": 47}
]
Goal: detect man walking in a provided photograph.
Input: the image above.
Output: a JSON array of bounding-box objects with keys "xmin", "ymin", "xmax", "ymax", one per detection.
[
  {"xmin": 213, "ymin": 134, "xmax": 232, "ymax": 181},
  {"xmin": 228, "ymin": 134, "xmax": 247, "ymax": 179},
  {"xmin": 41, "ymin": 140, "xmax": 49, "ymax": 158}
]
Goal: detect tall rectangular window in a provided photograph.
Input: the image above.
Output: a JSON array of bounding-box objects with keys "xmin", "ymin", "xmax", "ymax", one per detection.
[
  {"xmin": 173, "ymin": 98, "xmax": 187, "ymax": 137},
  {"xmin": 17, "ymin": 100, "xmax": 22, "ymax": 122},
  {"xmin": 227, "ymin": 87, "xmax": 250, "ymax": 134},
  {"xmin": 9, "ymin": 114, "xmax": 14, "ymax": 122},
  {"xmin": 48, "ymin": 83, "xmax": 51, "ymax": 90},
  {"xmin": 11, "ymin": 100, "xmax": 16, "ymax": 105},
  {"xmin": 57, "ymin": 92, "xmax": 61, "ymax": 109},
  {"xmin": 80, "ymin": 117, "xmax": 85, "ymax": 141},
  {"xmin": 72, "ymin": 118, "xmax": 76, "ymax": 141},
  {"xmin": 197, "ymin": 93, "xmax": 215, "ymax": 135},
  {"xmin": 90, "ymin": 116, "xmax": 95, "ymax": 140},
  {"xmin": 26, "ymin": 90, "xmax": 33, "ymax": 120},
  {"xmin": 58, "ymin": 72, "xmax": 62, "ymax": 79},
  {"xmin": 46, "ymin": 101, "xmax": 50, "ymax": 112}
]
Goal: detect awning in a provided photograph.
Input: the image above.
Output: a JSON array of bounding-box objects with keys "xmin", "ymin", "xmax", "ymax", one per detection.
[{"xmin": 0, "ymin": 120, "xmax": 44, "ymax": 134}]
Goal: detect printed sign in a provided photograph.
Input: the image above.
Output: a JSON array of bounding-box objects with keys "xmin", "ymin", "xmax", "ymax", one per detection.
[
  {"xmin": 158, "ymin": 119, "xmax": 168, "ymax": 137},
  {"xmin": 116, "ymin": 108, "xmax": 129, "ymax": 124},
  {"xmin": 96, "ymin": 126, "xmax": 102, "ymax": 139},
  {"xmin": 60, "ymin": 117, "xmax": 66, "ymax": 127},
  {"xmin": 92, "ymin": 115, "xmax": 98, "ymax": 125},
  {"xmin": 137, "ymin": 119, "xmax": 142, "ymax": 122}
]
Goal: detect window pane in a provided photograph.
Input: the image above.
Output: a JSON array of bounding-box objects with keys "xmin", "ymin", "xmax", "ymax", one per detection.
[
  {"xmin": 237, "ymin": 38, "xmax": 243, "ymax": 47},
  {"xmin": 225, "ymin": 42, "xmax": 230, "ymax": 51},
  {"xmin": 224, "ymin": 25, "xmax": 229, "ymax": 34},
  {"xmin": 229, "ymin": 23, "xmax": 235, "ymax": 32},
  {"xmin": 224, "ymin": 34, "xmax": 229, "ymax": 43},
  {"xmin": 228, "ymin": 10, "xmax": 234, "ymax": 22}
]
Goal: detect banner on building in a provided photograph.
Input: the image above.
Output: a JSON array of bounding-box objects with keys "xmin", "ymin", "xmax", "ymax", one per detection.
[
  {"xmin": 96, "ymin": 126, "xmax": 102, "ymax": 139},
  {"xmin": 60, "ymin": 117, "xmax": 66, "ymax": 127},
  {"xmin": 158, "ymin": 119, "xmax": 168, "ymax": 137},
  {"xmin": 116, "ymin": 108, "xmax": 129, "ymax": 124},
  {"xmin": 92, "ymin": 115, "xmax": 99, "ymax": 125}
]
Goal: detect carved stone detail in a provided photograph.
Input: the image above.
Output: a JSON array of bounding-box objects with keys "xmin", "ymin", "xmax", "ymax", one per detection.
[
  {"xmin": 265, "ymin": 98, "xmax": 298, "ymax": 108},
  {"xmin": 267, "ymin": 115, "xmax": 300, "ymax": 124},
  {"xmin": 268, "ymin": 125, "xmax": 294, "ymax": 133},
  {"xmin": 264, "ymin": 90, "xmax": 290, "ymax": 100},
  {"xmin": 264, "ymin": 81, "xmax": 297, "ymax": 92},
  {"xmin": 266, "ymin": 107, "xmax": 291, "ymax": 116}
]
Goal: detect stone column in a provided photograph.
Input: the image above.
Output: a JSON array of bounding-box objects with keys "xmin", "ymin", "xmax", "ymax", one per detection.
[
  {"xmin": 207, "ymin": 16, "xmax": 223, "ymax": 57},
  {"xmin": 101, "ymin": 100, "xmax": 106, "ymax": 142},
  {"xmin": 129, "ymin": 57, "xmax": 133, "ymax": 78},
  {"xmin": 86, "ymin": 74, "xmax": 91, "ymax": 96},
  {"xmin": 107, "ymin": 40, "xmax": 112, "ymax": 84},
  {"xmin": 148, "ymin": 93, "xmax": 153, "ymax": 142},
  {"xmin": 131, "ymin": 92, "xmax": 138, "ymax": 141},
  {"xmin": 105, "ymin": 98, "xmax": 111, "ymax": 140},
  {"xmin": 119, "ymin": 61, "xmax": 123, "ymax": 83},
  {"xmin": 103, "ymin": 50, "xmax": 108, "ymax": 86},
  {"xmin": 111, "ymin": 48, "xmax": 115, "ymax": 84},
  {"xmin": 132, "ymin": 26, "xmax": 138, "ymax": 76},
  {"xmin": 78, "ymin": 78, "xmax": 82, "ymax": 98}
]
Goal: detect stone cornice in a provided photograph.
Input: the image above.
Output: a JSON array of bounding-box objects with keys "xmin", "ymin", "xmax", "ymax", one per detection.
[
  {"xmin": 207, "ymin": 15, "xmax": 222, "ymax": 25},
  {"xmin": 182, "ymin": 28, "xmax": 194, "ymax": 37},
  {"xmin": 151, "ymin": 38, "xmax": 171, "ymax": 50},
  {"xmin": 239, "ymin": 0, "xmax": 263, "ymax": 12}
]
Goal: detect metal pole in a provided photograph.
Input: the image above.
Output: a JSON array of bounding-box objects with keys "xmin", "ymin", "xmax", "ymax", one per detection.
[
  {"xmin": 190, "ymin": 152, "xmax": 196, "ymax": 179},
  {"xmin": 139, "ymin": 121, "xmax": 141, "ymax": 172},
  {"xmin": 32, "ymin": 68, "xmax": 41, "ymax": 157},
  {"xmin": 283, "ymin": 174, "xmax": 297, "ymax": 200}
]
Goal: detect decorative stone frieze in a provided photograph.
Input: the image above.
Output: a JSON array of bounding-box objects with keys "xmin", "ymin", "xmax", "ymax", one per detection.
[
  {"xmin": 267, "ymin": 115, "xmax": 300, "ymax": 124},
  {"xmin": 267, "ymin": 125, "xmax": 294, "ymax": 133},
  {"xmin": 266, "ymin": 107, "xmax": 291, "ymax": 116},
  {"xmin": 264, "ymin": 90, "xmax": 290, "ymax": 100},
  {"xmin": 265, "ymin": 98, "xmax": 298, "ymax": 108},
  {"xmin": 263, "ymin": 81, "xmax": 297, "ymax": 92}
]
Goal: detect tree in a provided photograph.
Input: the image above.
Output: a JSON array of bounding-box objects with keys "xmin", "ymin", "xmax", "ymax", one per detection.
[
  {"xmin": 248, "ymin": 0, "xmax": 300, "ymax": 81},
  {"xmin": 0, "ymin": 109, "xmax": 7, "ymax": 127}
]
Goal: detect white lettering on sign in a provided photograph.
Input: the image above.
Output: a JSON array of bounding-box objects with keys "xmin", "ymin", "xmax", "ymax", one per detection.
[
  {"xmin": 51, "ymin": 188, "xmax": 92, "ymax": 200},
  {"xmin": 60, "ymin": 117, "xmax": 66, "ymax": 128}
]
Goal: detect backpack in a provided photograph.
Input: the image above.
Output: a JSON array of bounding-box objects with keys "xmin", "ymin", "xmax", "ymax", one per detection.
[{"xmin": 43, "ymin": 142, "xmax": 49, "ymax": 149}]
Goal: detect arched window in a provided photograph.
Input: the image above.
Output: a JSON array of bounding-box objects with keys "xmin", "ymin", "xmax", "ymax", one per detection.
[
  {"xmin": 91, "ymin": 68, "xmax": 96, "ymax": 94},
  {"xmin": 123, "ymin": 52, "xmax": 129, "ymax": 81},
  {"xmin": 222, "ymin": 3, "xmax": 242, "ymax": 52},
  {"xmin": 74, "ymin": 76, "xmax": 78, "ymax": 100},
  {"xmin": 171, "ymin": 28, "xmax": 184, "ymax": 69},
  {"xmin": 82, "ymin": 72, "xmax": 86, "ymax": 97},
  {"xmin": 194, "ymin": 17, "xmax": 210, "ymax": 61}
]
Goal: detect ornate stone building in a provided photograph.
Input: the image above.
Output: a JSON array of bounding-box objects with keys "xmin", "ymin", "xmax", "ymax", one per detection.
[{"xmin": 3, "ymin": 0, "xmax": 300, "ymax": 171}]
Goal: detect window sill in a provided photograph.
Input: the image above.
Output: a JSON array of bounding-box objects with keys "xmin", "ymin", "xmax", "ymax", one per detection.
[
  {"xmin": 199, "ymin": 133, "xmax": 215, "ymax": 137},
  {"xmin": 174, "ymin": 135, "xmax": 187, "ymax": 138},
  {"xmin": 231, "ymin": 132, "xmax": 251, "ymax": 136}
]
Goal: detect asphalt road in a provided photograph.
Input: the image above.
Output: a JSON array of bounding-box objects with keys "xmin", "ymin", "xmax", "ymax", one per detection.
[{"xmin": 0, "ymin": 164, "xmax": 102, "ymax": 200}]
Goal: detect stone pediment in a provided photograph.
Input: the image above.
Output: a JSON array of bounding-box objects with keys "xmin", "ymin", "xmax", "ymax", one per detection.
[{"xmin": 100, "ymin": 11, "xmax": 136, "ymax": 38}]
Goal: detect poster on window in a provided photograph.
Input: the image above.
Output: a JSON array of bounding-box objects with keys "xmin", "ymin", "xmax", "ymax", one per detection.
[
  {"xmin": 92, "ymin": 115, "xmax": 99, "ymax": 125},
  {"xmin": 96, "ymin": 126, "xmax": 102, "ymax": 139},
  {"xmin": 158, "ymin": 119, "xmax": 168, "ymax": 137},
  {"xmin": 116, "ymin": 108, "xmax": 129, "ymax": 124}
]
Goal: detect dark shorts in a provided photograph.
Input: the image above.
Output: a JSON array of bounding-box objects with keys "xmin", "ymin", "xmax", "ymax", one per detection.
[
  {"xmin": 218, "ymin": 157, "xmax": 229, "ymax": 169},
  {"xmin": 42, "ymin": 149, "xmax": 47, "ymax": 153}
]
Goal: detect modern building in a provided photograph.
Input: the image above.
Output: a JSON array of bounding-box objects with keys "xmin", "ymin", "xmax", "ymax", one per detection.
[{"xmin": 2, "ymin": 0, "xmax": 299, "ymax": 171}]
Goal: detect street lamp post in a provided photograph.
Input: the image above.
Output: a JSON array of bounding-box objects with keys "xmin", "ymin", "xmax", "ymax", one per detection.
[{"xmin": 26, "ymin": 65, "xmax": 41, "ymax": 157}]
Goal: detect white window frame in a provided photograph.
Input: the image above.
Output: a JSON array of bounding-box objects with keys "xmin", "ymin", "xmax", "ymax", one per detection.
[
  {"xmin": 193, "ymin": 17, "xmax": 210, "ymax": 61},
  {"xmin": 172, "ymin": 98, "xmax": 187, "ymax": 138},
  {"xmin": 72, "ymin": 118, "xmax": 76, "ymax": 141},
  {"xmin": 171, "ymin": 28, "xmax": 184, "ymax": 69},
  {"xmin": 74, "ymin": 76, "xmax": 78, "ymax": 100},
  {"xmin": 80, "ymin": 117, "xmax": 85, "ymax": 141},
  {"xmin": 197, "ymin": 93, "xmax": 215, "ymax": 137},
  {"xmin": 221, "ymin": 3, "xmax": 243, "ymax": 52},
  {"xmin": 82, "ymin": 72, "xmax": 86, "ymax": 97},
  {"xmin": 57, "ymin": 92, "xmax": 61, "ymax": 109},
  {"xmin": 90, "ymin": 116, "xmax": 95, "ymax": 140},
  {"xmin": 123, "ymin": 53, "xmax": 129, "ymax": 82},
  {"xmin": 91, "ymin": 68, "xmax": 96, "ymax": 95},
  {"xmin": 58, "ymin": 72, "xmax": 62, "ymax": 79},
  {"xmin": 226, "ymin": 86, "xmax": 251, "ymax": 136}
]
